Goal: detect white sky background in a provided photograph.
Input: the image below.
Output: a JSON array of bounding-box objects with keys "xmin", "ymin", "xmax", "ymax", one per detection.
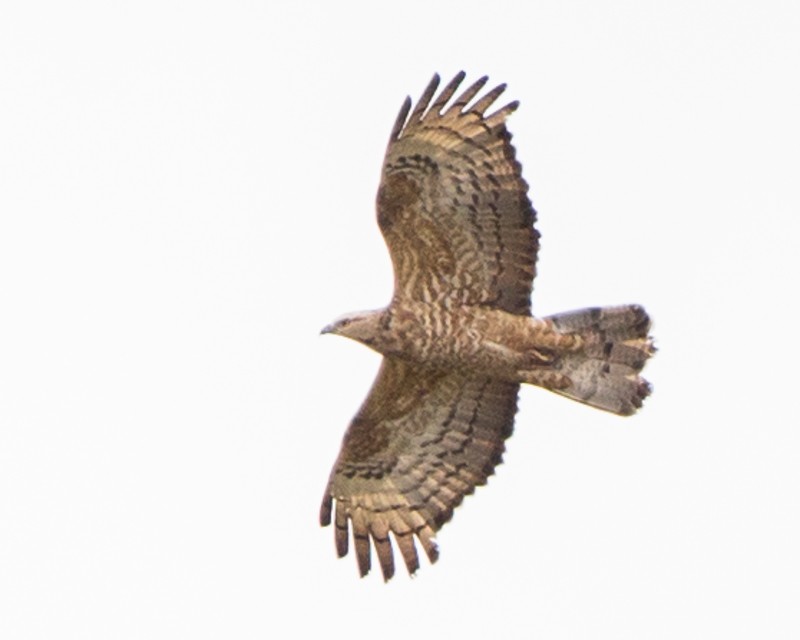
[{"xmin": 1, "ymin": 1, "xmax": 799, "ymax": 638}]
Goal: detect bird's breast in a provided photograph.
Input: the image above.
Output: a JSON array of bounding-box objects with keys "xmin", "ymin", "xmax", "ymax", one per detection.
[{"xmin": 386, "ymin": 303, "xmax": 481, "ymax": 365}]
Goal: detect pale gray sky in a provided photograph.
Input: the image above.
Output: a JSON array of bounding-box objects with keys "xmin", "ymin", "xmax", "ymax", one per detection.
[{"xmin": 1, "ymin": 1, "xmax": 799, "ymax": 638}]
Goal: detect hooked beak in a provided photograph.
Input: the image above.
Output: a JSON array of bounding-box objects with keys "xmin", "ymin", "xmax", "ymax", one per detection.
[{"xmin": 320, "ymin": 323, "xmax": 334, "ymax": 335}]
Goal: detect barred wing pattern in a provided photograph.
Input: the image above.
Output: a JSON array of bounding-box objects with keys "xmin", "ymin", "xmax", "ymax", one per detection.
[
  {"xmin": 320, "ymin": 358, "xmax": 520, "ymax": 580},
  {"xmin": 321, "ymin": 74, "xmax": 537, "ymax": 579},
  {"xmin": 377, "ymin": 72, "xmax": 539, "ymax": 315}
]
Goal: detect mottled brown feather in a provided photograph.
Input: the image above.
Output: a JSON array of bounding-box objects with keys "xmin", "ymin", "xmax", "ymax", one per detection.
[
  {"xmin": 321, "ymin": 73, "xmax": 655, "ymax": 581},
  {"xmin": 376, "ymin": 71, "xmax": 539, "ymax": 315},
  {"xmin": 320, "ymin": 358, "xmax": 519, "ymax": 580}
]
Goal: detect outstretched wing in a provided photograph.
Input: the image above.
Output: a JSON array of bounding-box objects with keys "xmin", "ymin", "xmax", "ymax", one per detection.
[
  {"xmin": 320, "ymin": 358, "xmax": 520, "ymax": 580},
  {"xmin": 377, "ymin": 72, "xmax": 539, "ymax": 315}
]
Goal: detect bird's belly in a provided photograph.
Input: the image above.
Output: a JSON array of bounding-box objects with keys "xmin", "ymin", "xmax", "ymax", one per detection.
[{"xmin": 391, "ymin": 307, "xmax": 511, "ymax": 373}]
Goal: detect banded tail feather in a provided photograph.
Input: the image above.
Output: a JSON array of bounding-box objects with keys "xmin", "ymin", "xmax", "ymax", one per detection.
[{"xmin": 546, "ymin": 305, "xmax": 655, "ymax": 416}]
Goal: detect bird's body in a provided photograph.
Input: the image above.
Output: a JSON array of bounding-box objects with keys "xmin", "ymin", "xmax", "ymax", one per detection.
[
  {"xmin": 320, "ymin": 72, "xmax": 655, "ymax": 581},
  {"xmin": 329, "ymin": 304, "xmax": 578, "ymax": 377}
]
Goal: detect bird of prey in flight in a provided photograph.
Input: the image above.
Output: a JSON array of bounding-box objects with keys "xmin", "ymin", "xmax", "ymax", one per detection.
[{"xmin": 320, "ymin": 72, "xmax": 655, "ymax": 581}]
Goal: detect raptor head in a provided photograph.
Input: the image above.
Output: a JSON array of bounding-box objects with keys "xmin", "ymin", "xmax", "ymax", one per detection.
[{"xmin": 321, "ymin": 310, "xmax": 385, "ymax": 348}]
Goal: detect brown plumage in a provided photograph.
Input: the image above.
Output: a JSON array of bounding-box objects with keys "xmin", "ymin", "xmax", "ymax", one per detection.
[{"xmin": 320, "ymin": 72, "xmax": 655, "ymax": 581}]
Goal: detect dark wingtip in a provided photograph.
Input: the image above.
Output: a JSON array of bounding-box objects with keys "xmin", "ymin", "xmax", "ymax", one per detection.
[
  {"xmin": 406, "ymin": 73, "xmax": 443, "ymax": 126},
  {"xmin": 354, "ymin": 532, "xmax": 371, "ymax": 577},
  {"xmin": 320, "ymin": 494, "xmax": 332, "ymax": 526},
  {"xmin": 389, "ymin": 95, "xmax": 413, "ymax": 141}
]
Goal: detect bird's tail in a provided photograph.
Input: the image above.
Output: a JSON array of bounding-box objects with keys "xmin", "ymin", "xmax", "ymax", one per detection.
[{"xmin": 545, "ymin": 305, "xmax": 655, "ymax": 416}]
